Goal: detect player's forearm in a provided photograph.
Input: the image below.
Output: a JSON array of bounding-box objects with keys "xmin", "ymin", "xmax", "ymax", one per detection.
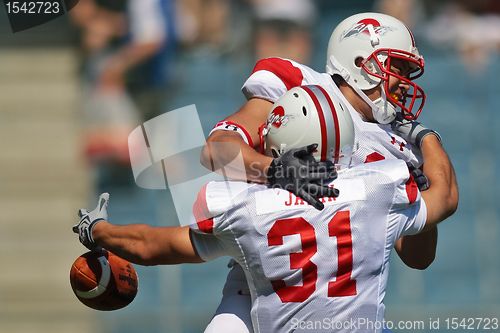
[
  {"xmin": 421, "ymin": 135, "xmax": 459, "ymax": 227},
  {"xmin": 201, "ymin": 132, "xmax": 273, "ymax": 183},
  {"xmin": 200, "ymin": 98, "xmax": 274, "ymax": 182},
  {"xmin": 92, "ymin": 222, "xmax": 203, "ymax": 265},
  {"xmin": 92, "ymin": 221, "xmax": 159, "ymax": 266},
  {"xmin": 395, "ymin": 226, "xmax": 438, "ymax": 270}
]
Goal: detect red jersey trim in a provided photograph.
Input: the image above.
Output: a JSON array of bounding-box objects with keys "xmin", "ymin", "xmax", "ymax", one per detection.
[
  {"xmin": 192, "ymin": 184, "xmax": 214, "ymax": 234},
  {"xmin": 364, "ymin": 152, "xmax": 386, "ymax": 163},
  {"xmin": 210, "ymin": 120, "xmax": 254, "ymax": 148},
  {"xmin": 251, "ymin": 58, "xmax": 304, "ymax": 90},
  {"xmin": 405, "ymin": 174, "xmax": 418, "ymax": 204}
]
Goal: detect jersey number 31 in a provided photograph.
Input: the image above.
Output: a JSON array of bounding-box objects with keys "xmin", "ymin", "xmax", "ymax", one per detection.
[{"xmin": 267, "ymin": 211, "xmax": 357, "ymax": 303}]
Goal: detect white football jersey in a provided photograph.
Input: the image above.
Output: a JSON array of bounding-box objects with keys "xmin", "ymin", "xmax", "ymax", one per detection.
[
  {"xmin": 190, "ymin": 160, "xmax": 426, "ymax": 333},
  {"xmin": 241, "ymin": 57, "xmax": 423, "ymax": 167}
]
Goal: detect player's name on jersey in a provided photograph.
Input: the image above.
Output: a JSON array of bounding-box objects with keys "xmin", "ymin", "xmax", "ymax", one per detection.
[{"xmin": 255, "ymin": 179, "xmax": 366, "ymax": 215}]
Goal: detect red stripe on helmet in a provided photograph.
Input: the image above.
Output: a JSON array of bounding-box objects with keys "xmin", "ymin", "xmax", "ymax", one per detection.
[
  {"xmin": 302, "ymin": 86, "xmax": 327, "ymax": 161},
  {"xmin": 316, "ymin": 86, "xmax": 340, "ymax": 164}
]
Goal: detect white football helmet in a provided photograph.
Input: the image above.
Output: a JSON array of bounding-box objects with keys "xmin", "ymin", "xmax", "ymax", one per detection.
[
  {"xmin": 326, "ymin": 12, "xmax": 425, "ymax": 123},
  {"xmin": 264, "ymin": 85, "xmax": 354, "ymax": 167}
]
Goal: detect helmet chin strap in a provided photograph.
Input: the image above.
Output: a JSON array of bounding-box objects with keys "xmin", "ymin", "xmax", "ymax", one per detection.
[
  {"xmin": 370, "ymin": 87, "xmax": 397, "ymax": 124},
  {"xmin": 350, "ymin": 82, "xmax": 396, "ymax": 124}
]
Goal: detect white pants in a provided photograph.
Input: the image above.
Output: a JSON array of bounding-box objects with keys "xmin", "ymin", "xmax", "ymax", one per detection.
[{"xmin": 204, "ymin": 262, "xmax": 253, "ymax": 333}]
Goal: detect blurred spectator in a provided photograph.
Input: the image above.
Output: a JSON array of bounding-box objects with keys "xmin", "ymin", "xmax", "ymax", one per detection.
[
  {"xmin": 70, "ymin": 0, "xmax": 126, "ymax": 53},
  {"xmin": 423, "ymin": 1, "xmax": 500, "ymax": 73},
  {"xmin": 374, "ymin": 0, "xmax": 426, "ymax": 29},
  {"xmin": 249, "ymin": 0, "xmax": 316, "ymax": 64},
  {"xmin": 70, "ymin": 0, "xmax": 175, "ymax": 167},
  {"xmin": 175, "ymin": 0, "xmax": 232, "ymax": 51}
]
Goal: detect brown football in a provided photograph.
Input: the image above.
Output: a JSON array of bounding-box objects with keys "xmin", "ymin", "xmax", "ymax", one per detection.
[{"xmin": 70, "ymin": 249, "xmax": 138, "ymax": 311}]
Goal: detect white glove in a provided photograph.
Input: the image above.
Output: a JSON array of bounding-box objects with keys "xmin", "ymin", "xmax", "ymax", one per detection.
[
  {"xmin": 391, "ymin": 113, "xmax": 441, "ymax": 148},
  {"xmin": 73, "ymin": 193, "xmax": 109, "ymax": 250}
]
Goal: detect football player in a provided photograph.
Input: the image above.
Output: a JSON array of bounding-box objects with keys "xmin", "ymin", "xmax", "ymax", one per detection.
[
  {"xmin": 198, "ymin": 12, "xmax": 457, "ymax": 333},
  {"xmin": 73, "ymin": 86, "xmax": 458, "ymax": 333}
]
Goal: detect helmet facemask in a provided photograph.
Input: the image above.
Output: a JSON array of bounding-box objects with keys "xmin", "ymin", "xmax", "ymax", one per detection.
[{"xmin": 361, "ymin": 48, "xmax": 425, "ymax": 120}]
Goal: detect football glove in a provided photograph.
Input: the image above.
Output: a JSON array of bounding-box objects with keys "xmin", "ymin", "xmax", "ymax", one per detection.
[
  {"xmin": 267, "ymin": 144, "xmax": 339, "ymax": 211},
  {"xmin": 408, "ymin": 165, "xmax": 430, "ymax": 191},
  {"xmin": 391, "ymin": 113, "xmax": 441, "ymax": 148},
  {"xmin": 73, "ymin": 193, "xmax": 109, "ymax": 250}
]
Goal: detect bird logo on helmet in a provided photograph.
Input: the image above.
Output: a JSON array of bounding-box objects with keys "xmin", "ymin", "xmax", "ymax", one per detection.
[
  {"xmin": 268, "ymin": 105, "xmax": 291, "ymax": 129},
  {"xmin": 342, "ymin": 18, "xmax": 395, "ymax": 40}
]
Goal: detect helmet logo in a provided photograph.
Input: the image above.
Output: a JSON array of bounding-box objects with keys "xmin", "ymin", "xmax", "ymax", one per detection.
[
  {"xmin": 342, "ymin": 18, "xmax": 394, "ymax": 39},
  {"xmin": 268, "ymin": 106, "xmax": 290, "ymax": 128}
]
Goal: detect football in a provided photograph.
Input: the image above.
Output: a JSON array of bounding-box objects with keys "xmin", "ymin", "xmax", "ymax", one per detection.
[{"xmin": 70, "ymin": 249, "xmax": 138, "ymax": 311}]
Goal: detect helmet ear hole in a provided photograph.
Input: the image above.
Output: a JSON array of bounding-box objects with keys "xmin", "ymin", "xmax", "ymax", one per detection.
[
  {"xmin": 354, "ymin": 57, "xmax": 364, "ymax": 68},
  {"xmin": 302, "ymin": 106, "xmax": 307, "ymax": 116},
  {"xmin": 271, "ymin": 148, "xmax": 280, "ymax": 158}
]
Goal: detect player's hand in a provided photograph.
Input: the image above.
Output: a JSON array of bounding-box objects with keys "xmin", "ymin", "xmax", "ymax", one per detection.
[
  {"xmin": 73, "ymin": 193, "xmax": 110, "ymax": 250},
  {"xmin": 408, "ymin": 165, "xmax": 430, "ymax": 191},
  {"xmin": 266, "ymin": 144, "xmax": 339, "ymax": 210},
  {"xmin": 391, "ymin": 113, "xmax": 441, "ymax": 148}
]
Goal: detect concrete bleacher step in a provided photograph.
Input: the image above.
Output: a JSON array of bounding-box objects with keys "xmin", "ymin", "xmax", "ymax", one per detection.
[
  {"xmin": 0, "ymin": 319, "xmax": 95, "ymax": 333},
  {"xmin": 0, "ymin": 80, "xmax": 78, "ymax": 110},
  {"xmin": 0, "ymin": 50, "xmax": 77, "ymax": 81},
  {"xmin": 0, "ymin": 48, "xmax": 92, "ymax": 333}
]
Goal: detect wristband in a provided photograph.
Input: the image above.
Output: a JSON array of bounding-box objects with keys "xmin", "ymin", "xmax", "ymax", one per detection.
[
  {"xmin": 416, "ymin": 129, "xmax": 442, "ymax": 148},
  {"xmin": 88, "ymin": 218, "xmax": 105, "ymax": 243},
  {"xmin": 209, "ymin": 121, "xmax": 254, "ymax": 147}
]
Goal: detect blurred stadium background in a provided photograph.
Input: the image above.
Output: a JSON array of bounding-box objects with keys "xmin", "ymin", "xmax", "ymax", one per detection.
[{"xmin": 0, "ymin": 0, "xmax": 499, "ymax": 332}]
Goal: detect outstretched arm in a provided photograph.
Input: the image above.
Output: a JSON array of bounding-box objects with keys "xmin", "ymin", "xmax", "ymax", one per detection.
[
  {"xmin": 73, "ymin": 193, "xmax": 204, "ymax": 266},
  {"xmin": 92, "ymin": 222, "xmax": 203, "ymax": 266}
]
